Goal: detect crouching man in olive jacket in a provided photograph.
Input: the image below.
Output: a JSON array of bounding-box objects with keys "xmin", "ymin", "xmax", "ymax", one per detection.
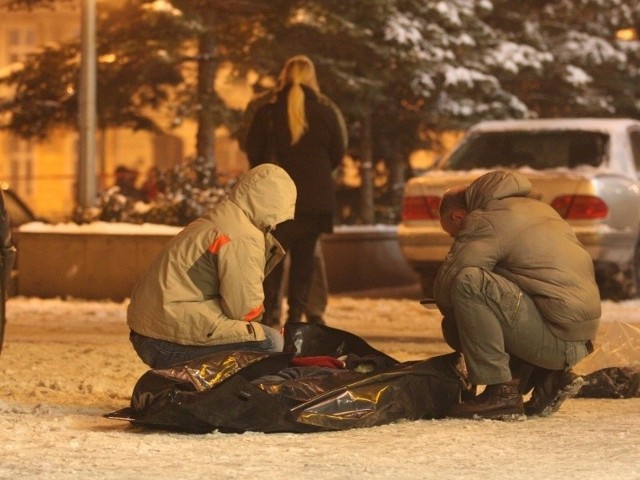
[
  {"xmin": 434, "ymin": 170, "xmax": 600, "ymax": 419},
  {"xmin": 128, "ymin": 164, "xmax": 297, "ymax": 369}
]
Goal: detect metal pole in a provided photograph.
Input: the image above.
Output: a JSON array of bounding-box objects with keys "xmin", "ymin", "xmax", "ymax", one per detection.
[{"xmin": 78, "ymin": 0, "xmax": 97, "ymax": 208}]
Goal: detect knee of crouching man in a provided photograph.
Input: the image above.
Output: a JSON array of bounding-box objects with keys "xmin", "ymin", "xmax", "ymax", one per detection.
[{"xmin": 452, "ymin": 267, "xmax": 485, "ymax": 298}]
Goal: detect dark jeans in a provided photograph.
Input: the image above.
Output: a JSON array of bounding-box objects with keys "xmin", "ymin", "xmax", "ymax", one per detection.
[
  {"xmin": 130, "ymin": 327, "xmax": 284, "ymax": 369},
  {"xmin": 264, "ymin": 215, "xmax": 326, "ymax": 324},
  {"xmin": 269, "ymin": 239, "xmax": 328, "ymax": 323}
]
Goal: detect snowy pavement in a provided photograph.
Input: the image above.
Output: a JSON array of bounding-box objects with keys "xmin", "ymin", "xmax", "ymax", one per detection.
[{"xmin": 0, "ymin": 293, "xmax": 639, "ymax": 480}]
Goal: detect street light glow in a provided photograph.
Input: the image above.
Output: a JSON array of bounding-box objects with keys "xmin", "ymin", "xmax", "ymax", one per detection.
[
  {"xmin": 616, "ymin": 28, "xmax": 638, "ymax": 41},
  {"xmin": 98, "ymin": 53, "xmax": 116, "ymax": 63}
]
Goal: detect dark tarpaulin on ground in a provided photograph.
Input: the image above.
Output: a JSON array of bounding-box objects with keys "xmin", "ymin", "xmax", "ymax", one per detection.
[
  {"xmin": 574, "ymin": 321, "xmax": 640, "ymax": 399},
  {"xmin": 577, "ymin": 366, "xmax": 640, "ymax": 398},
  {"xmin": 105, "ymin": 323, "xmax": 463, "ymax": 433}
]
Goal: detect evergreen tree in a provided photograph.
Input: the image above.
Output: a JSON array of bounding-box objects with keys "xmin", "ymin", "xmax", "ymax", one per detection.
[
  {"xmin": 2, "ymin": 0, "xmax": 640, "ymax": 224},
  {"xmin": 484, "ymin": 0, "xmax": 640, "ymax": 117},
  {"xmin": 1, "ymin": 0, "xmax": 192, "ymax": 138},
  {"xmin": 3, "ymin": 1, "xmax": 639, "ymax": 148}
]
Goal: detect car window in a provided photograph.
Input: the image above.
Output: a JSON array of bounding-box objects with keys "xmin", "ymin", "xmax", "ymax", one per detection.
[
  {"xmin": 630, "ymin": 130, "xmax": 640, "ymax": 172},
  {"xmin": 443, "ymin": 131, "xmax": 608, "ymax": 171}
]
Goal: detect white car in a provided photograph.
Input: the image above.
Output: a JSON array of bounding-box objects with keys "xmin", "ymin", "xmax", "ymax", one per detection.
[{"xmin": 398, "ymin": 118, "xmax": 640, "ymax": 299}]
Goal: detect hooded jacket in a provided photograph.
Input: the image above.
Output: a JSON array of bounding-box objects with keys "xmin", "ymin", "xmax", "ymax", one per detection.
[
  {"xmin": 127, "ymin": 164, "xmax": 297, "ymax": 346},
  {"xmin": 433, "ymin": 170, "xmax": 601, "ymax": 342}
]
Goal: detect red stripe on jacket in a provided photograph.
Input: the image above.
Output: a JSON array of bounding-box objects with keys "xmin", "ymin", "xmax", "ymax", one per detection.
[
  {"xmin": 244, "ymin": 304, "xmax": 264, "ymax": 322},
  {"xmin": 208, "ymin": 235, "xmax": 231, "ymax": 254}
]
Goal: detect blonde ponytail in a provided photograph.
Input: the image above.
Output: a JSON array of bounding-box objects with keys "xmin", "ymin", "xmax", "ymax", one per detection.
[
  {"xmin": 278, "ymin": 55, "xmax": 320, "ymax": 145},
  {"xmin": 288, "ymin": 82, "xmax": 307, "ymax": 144}
]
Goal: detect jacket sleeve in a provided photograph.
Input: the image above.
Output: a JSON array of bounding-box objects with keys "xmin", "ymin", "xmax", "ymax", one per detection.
[
  {"xmin": 245, "ymin": 105, "xmax": 273, "ymax": 168},
  {"xmin": 238, "ymin": 92, "xmax": 271, "ymax": 153},
  {"xmin": 326, "ymin": 99, "xmax": 348, "ymax": 170},
  {"xmin": 217, "ymin": 235, "xmax": 266, "ymax": 322},
  {"xmin": 433, "ymin": 213, "xmax": 501, "ymax": 313}
]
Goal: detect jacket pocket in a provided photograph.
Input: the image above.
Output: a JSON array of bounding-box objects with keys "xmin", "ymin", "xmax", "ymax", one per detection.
[{"xmin": 483, "ymin": 271, "xmax": 523, "ymax": 326}]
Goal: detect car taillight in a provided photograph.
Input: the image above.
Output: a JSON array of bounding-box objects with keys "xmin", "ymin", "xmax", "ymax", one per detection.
[
  {"xmin": 551, "ymin": 195, "xmax": 608, "ymax": 219},
  {"xmin": 402, "ymin": 196, "xmax": 441, "ymax": 220}
]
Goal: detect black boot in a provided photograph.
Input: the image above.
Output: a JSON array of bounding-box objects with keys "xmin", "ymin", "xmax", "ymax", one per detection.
[
  {"xmin": 509, "ymin": 357, "xmax": 537, "ymax": 395},
  {"xmin": 524, "ymin": 369, "xmax": 584, "ymax": 417},
  {"xmin": 447, "ymin": 379, "xmax": 525, "ymax": 421}
]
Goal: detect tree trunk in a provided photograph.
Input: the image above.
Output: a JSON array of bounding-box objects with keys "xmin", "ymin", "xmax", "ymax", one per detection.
[
  {"xmin": 359, "ymin": 108, "xmax": 375, "ymax": 224},
  {"xmin": 195, "ymin": 10, "xmax": 216, "ymax": 179},
  {"xmin": 388, "ymin": 148, "xmax": 407, "ymax": 223}
]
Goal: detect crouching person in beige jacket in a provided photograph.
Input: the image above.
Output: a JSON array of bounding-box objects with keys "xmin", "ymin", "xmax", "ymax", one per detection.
[{"xmin": 128, "ymin": 164, "xmax": 296, "ymax": 369}]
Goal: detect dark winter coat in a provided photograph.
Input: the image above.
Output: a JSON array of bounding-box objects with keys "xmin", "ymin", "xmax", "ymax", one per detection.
[
  {"xmin": 433, "ymin": 170, "xmax": 601, "ymax": 342},
  {"xmin": 245, "ymin": 85, "xmax": 346, "ymax": 219},
  {"xmin": 127, "ymin": 164, "xmax": 296, "ymax": 346}
]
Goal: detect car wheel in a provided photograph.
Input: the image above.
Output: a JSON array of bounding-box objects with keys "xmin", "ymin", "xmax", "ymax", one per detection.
[{"xmin": 609, "ymin": 242, "xmax": 640, "ymax": 300}]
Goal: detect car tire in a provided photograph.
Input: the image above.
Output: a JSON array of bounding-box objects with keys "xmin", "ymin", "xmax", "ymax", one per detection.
[{"xmin": 602, "ymin": 241, "xmax": 640, "ymax": 300}]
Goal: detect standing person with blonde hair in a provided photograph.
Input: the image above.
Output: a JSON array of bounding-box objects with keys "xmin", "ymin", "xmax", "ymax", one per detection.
[{"xmin": 245, "ymin": 55, "xmax": 347, "ymax": 326}]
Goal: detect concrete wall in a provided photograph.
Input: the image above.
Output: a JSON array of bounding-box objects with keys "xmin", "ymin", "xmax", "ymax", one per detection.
[
  {"xmin": 321, "ymin": 227, "xmax": 419, "ymax": 292},
  {"xmin": 15, "ymin": 232, "xmax": 172, "ymax": 301},
  {"xmin": 15, "ymin": 226, "xmax": 418, "ymax": 301}
]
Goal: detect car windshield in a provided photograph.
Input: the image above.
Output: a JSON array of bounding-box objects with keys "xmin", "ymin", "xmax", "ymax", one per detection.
[{"xmin": 442, "ymin": 130, "xmax": 609, "ymax": 171}]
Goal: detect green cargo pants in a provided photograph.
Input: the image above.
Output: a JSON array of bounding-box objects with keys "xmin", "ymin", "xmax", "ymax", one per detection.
[{"xmin": 441, "ymin": 267, "xmax": 591, "ymax": 385}]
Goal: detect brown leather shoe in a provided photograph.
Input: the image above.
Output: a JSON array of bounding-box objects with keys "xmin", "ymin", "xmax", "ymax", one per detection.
[
  {"xmin": 524, "ymin": 369, "xmax": 584, "ymax": 417},
  {"xmin": 447, "ymin": 379, "xmax": 525, "ymax": 420}
]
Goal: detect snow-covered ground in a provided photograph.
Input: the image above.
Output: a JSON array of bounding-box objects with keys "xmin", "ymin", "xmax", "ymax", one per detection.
[{"xmin": 1, "ymin": 291, "xmax": 639, "ymax": 480}]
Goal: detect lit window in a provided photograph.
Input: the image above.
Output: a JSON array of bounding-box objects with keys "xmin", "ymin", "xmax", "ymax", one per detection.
[{"xmin": 5, "ymin": 26, "xmax": 38, "ymax": 64}]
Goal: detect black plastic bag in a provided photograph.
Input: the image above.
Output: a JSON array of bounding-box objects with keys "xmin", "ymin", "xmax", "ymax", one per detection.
[
  {"xmin": 106, "ymin": 323, "xmax": 462, "ymax": 433},
  {"xmin": 577, "ymin": 366, "xmax": 640, "ymax": 399}
]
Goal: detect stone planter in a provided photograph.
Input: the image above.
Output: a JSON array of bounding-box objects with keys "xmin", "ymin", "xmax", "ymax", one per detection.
[
  {"xmin": 322, "ymin": 225, "xmax": 418, "ymax": 293},
  {"xmin": 14, "ymin": 223, "xmax": 418, "ymax": 301}
]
